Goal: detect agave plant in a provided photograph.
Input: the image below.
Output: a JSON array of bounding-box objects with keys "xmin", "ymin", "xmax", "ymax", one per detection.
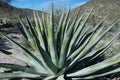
[{"xmin": 0, "ymin": 6, "xmax": 120, "ymax": 80}]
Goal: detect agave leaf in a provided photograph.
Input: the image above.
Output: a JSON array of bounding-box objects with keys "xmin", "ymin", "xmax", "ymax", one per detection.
[
  {"xmin": 75, "ymin": 27, "xmax": 93, "ymax": 50},
  {"xmin": 73, "ymin": 7, "xmax": 93, "ymax": 41},
  {"xmin": 83, "ymin": 19, "xmax": 120, "ymax": 58},
  {"xmin": 44, "ymin": 76, "xmax": 57, "ymax": 80},
  {"xmin": 67, "ymin": 27, "xmax": 90, "ymax": 58},
  {"xmin": 66, "ymin": 8, "xmax": 81, "ymax": 56},
  {"xmin": 31, "ymin": 7, "xmax": 60, "ymax": 75},
  {"xmin": 0, "ymin": 63, "xmax": 39, "ymax": 74},
  {"xmin": 67, "ymin": 55, "xmax": 120, "ymax": 77},
  {"xmin": 19, "ymin": 18, "xmax": 38, "ymax": 52},
  {"xmin": 68, "ymin": 26, "xmax": 104, "ymax": 68},
  {"xmin": 73, "ymin": 11, "xmax": 86, "ymax": 33},
  {"xmin": 33, "ymin": 11, "xmax": 46, "ymax": 50},
  {"xmin": 59, "ymin": 7, "xmax": 80, "ymax": 68},
  {"xmin": 18, "ymin": 25, "xmax": 28, "ymax": 41},
  {"xmin": 19, "ymin": 15, "xmax": 59, "ymax": 73},
  {"xmin": 0, "ymin": 34, "xmax": 43, "ymax": 64},
  {"xmin": 0, "ymin": 72, "xmax": 41, "ymax": 78},
  {"xmin": 41, "ymin": 12, "xmax": 47, "ymax": 33},
  {"xmin": 41, "ymin": 12, "xmax": 49, "ymax": 50},
  {"xmin": 65, "ymin": 17, "xmax": 72, "ymax": 34},
  {"xmin": 64, "ymin": 35, "xmax": 93, "ymax": 73},
  {"xmin": 25, "ymin": 16, "xmax": 36, "ymax": 36},
  {"xmin": 75, "ymin": 16, "xmax": 107, "ymax": 48},
  {"xmin": 35, "ymin": 43, "xmax": 59, "ymax": 74},
  {"xmin": 60, "ymin": 8, "xmax": 70, "ymax": 42},
  {"xmin": 25, "ymin": 15, "xmax": 42, "ymax": 53},
  {"xmin": 0, "ymin": 34, "xmax": 53, "ymax": 74},
  {"xmin": 0, "ymin": 48, "xmax": 49, "ymax": 75},
  {"xmin": 56, "ymin": 9, "xmax": 65, "ymax": 56},
  {"xmin": 70, "ymin": 19, "xmax": 120, "ymax": 67},
  {"xmin": 80, "ymin": 31, "xmax": 118, "ymax": 61},
  {"xmin": 56, "ymin": 8, "xmax": 65, "ymax": 35},
  {"xmin": 91, "ymin": 18, "xmax": 120, "ymax": 42},
  {"xmin": 67, "ymin": 8, "xmax": 93, "ymax": 58},
  {"xmin": 68, "ymin": 32, "xmax": 93, "ymax": 61},
  {"xmin": 90, "ymin": 39, "xmax": 116, "ymax": 60},
  {"xmin": 2, "ymin": 33, "xmax": 58, "ymax": 74},
  {"xmin": 47, "ymin": 5, "xmax": 58, "ymax": 67},
  {"xmin": 70, "ymin": 36, "xmax": 117, "ymax": 71},
  {"xmin": 18, "ymin": 25, "xmax": 31, "ymax": 49},
  {"xmin": 18, "ymin": 18, "xmax": 30, "ymax": 41},
  {"xmin": 34, "ymin": 14, "xmax": 52, "ymax": 70},
  {"xmin": 33, "ymin": 11, "xmax": 59, "ymax": 74},
  {"xmin": 72, "ymin": 66, "xmax": 120, "ymax": 79},
  {"xmin": 43, "ymin": 16, "xmax": 50, "ymax": 52}
]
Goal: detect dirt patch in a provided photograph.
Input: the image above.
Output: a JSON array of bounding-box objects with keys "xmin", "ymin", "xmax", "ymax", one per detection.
[{"xmin": 0, "ymin": 33, "xmax": 26, "ymax": 68}]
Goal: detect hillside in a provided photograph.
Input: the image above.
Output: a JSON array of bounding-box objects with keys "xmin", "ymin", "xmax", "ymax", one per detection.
[
  {"xmin": 0, "ymin": 1, "xmax": 42, "ymax": 19},
  {"xmin": 72, "ymin": 0, "xmax": 120, "ymax": 24}
]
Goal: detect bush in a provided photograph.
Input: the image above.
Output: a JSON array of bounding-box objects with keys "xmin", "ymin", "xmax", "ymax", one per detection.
[{"xmin": 0, "ymin": 17, "xmax": 13, "ymax": 28}]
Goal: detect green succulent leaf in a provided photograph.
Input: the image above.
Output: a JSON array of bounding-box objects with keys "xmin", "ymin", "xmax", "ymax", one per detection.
[
  {"xmin": 0, "ymin": 63, "xmax": 39, "ymax": 74},
  {"xmin": 0, "ymin": 72, "xmax": 42, "ymax": 79},
  {"xmin": 47, "ymin": 5, "xmax": 58, "ymax": 67},
  {"xmin": 67, "ymin": 56, "xmax": 120, "ymax": 77}
]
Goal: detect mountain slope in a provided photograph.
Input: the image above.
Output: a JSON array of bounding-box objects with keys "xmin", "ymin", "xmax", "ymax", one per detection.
[
  {"xmin": 0, "ymin": 1, "xmax": 42, "ymax": 19},
  {"xmin": 72, "ymin": 0, "xmax": 120, "ymax": 24}
]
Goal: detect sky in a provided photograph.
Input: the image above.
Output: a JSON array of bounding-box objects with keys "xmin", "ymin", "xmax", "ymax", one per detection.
[{"xmin": 10, "ymin": 0, "xmax": 89, "ymax": 11}]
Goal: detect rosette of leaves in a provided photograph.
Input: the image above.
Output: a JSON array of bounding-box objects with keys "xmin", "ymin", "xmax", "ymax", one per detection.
[{"xmin": 0, "ymin": 6, "xmax": 120, "ymax": 80}]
